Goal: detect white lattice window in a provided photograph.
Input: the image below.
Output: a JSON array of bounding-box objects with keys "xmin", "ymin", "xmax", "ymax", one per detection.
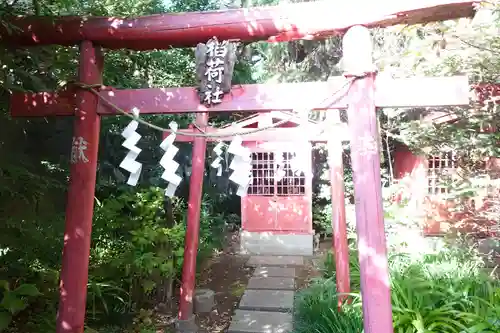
[
  {"xmin": 248, "ymin": 152, "xmax": 306, "ymax": 196},
  {"xmin": 427, "ymin": 151, "xmax": 457, "ymax": 195},
  {"xmin": 248, "ymin": 152, "xmax": 275, "ymax": 196},
  {"xmin": 276, "ymin": 152, "xmax": 306, "ymax": 196}
]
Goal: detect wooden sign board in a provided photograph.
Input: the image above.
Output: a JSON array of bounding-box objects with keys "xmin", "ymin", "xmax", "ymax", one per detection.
[{"xmin": 195, "ymin": 37, "xmax": 236, "ymax": 107}]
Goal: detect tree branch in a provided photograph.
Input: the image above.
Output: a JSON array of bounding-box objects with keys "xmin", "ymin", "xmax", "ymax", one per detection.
[{"xmin": 453, "ymin": 35, "xmax": 500, "ymax": 56}]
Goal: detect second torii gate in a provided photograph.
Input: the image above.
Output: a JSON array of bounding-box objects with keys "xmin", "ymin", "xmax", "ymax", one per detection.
[{"xmin": 4, "ymin": 1, "xmax": 475, "ymax": 333}]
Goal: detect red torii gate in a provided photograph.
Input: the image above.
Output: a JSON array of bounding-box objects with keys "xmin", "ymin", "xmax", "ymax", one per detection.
[{"xmin": 3, "ymin": 1, "xmax": 477, "ymax": 333}]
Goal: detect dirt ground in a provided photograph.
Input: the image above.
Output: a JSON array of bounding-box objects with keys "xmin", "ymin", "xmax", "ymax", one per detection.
[
  {"xmin": 295, "ymin": 238, "xmax": 332, "ymax": 290},
  {"xmin": 193, "ymin": 231, "xmax": 254, "ymax": 333},
  {"xmin": 156, "ymin": 234, "xmax": 334, "ymax": 332},
  {"xmin": 157, "ymin": 231, "xmax": 254, "ymax": 333}
]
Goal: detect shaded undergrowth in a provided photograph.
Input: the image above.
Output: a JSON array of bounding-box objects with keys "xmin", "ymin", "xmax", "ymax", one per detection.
[{"xmin": 293, "ymin": 245, "xmax": 500, "ymax": 333}]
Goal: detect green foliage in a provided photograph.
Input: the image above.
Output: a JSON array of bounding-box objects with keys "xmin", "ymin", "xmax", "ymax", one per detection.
[
  {"xmin": 85, "ymin": 188, "xmax": 227, "ymax": 325},
  {"xmin": 310, "ymin": 145, "xmax": 355, "ymax": 236},
  {"xmin": 1, "ymin": 0, "xmax": 245, "ymax": 331},
  {"xmin": 0, "ymin": 282, "xmax": 41, "ymax": 332},
  {"xmin": 388, "ymin": 247, "xmax": 499, "ymax": 333},
  {"xmin": 322, "ymin": 245, "xmax": 361, "ymax": 292},
  {"xmin": 130, "ymin": 308, "xmax": 156, "ymax": 333},
  {"xmin": 295, "ymin": 245, "xmax": 500, "ymax": 333},
  {"xmin": 0, "ymin": 184, "xmax": 231, "ymax": 332},
  {"xmin": 92, "ymin": 187, "xmax": 186, "ymax": 281},
  {"xmin": 377, "ymin": 4, "xmax": 500, "ymax": 235},
  {"xmin": 86, "ymin": 281, "xmax": 132, "ymax": 322},
  {"xmin": 293, "ymin": 280, "xmax": 363, "ymax": 333},
  {"xmin": 1, "ymin": 1, "xmax": 500, "ymax": 333},
  {"xmin": 312, "ymin": 204, "xmax": 331, "ymax": 235}
]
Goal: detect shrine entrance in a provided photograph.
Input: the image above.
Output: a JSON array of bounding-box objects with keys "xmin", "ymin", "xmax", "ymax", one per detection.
[
  {"xmin": 245, "ymin": 146, "xmax": 311, "ymax": 231},
  {"xmin": 242, "ymin": 144, "xmax": 314, "ymax": 255},
  {"xmin": 238, "ymin": 112, "xmax": 316, "ymax": 255},
  {"xmin": 172, "ymin": 111, "xmax": 342, "ymax": 255}
]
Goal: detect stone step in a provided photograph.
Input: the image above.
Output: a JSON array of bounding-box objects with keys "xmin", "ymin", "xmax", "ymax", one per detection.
[
  {"xmin": 247, "ymin": 276, "xmax": 295, "ymax": 290},
  {"xmin": 239, "ymin": 289, "xmax": 294, "ymax": 312},
  {"xmin": 253, "ymin": 266, "xmax": 296, "ymax": 278},
  {"xmin": 228, "ymin": 310, "xmax": 293, "ymax": 333},
  {"xmin": 246, "ymin": 256, "xmax": 304, "ymax": 267}
]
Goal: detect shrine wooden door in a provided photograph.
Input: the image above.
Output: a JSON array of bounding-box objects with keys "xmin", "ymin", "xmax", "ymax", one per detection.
[{"xmin": 241, "ymin": 144, "xmax": 312, "ymax": 233}]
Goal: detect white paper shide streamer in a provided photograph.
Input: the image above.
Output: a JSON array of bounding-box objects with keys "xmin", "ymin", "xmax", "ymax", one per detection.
[
  {"xmin": 210, "ymin": 142, "xmax": 224, "ymax": 176},
  {"xmin": 119, "ymin": 107, "xmax": 143, "ymax": 186},
  {"xmin": 227, "ymin": 136, "xmax": 252, "ymax": 196},
  {"xmin": 160, "ymin": 122, "xmax": 182, "ymax": 197}
]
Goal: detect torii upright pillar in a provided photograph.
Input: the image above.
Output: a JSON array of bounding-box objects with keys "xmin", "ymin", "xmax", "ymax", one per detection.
[
  {"xmin": 178, "ymin": 113, "xmax": 208, "ymax": 327},
  {"xmin": 57, "ymin": 41, "xmax": 102, "ymax": 333},
  {"xmin": 327, "ymin": 111, "xmax": 350, "ymax": 305},
  {"xmin": 343, "ymin": 26, "xmax": 394, "ymax": 333}
]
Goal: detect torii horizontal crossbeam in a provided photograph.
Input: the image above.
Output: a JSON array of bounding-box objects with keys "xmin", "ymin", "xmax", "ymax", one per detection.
[
  {"xmin": 10, "ymin": 76, "xmax": 470, "ymax": 117},
  {"xmin": 0, "ymin": 0, "xmax": 476, "ymax": 50}
]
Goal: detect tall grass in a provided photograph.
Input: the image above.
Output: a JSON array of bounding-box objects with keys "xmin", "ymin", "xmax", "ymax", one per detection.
[
  {"xmin": 293, "ymin": 246, "xmax": 500, "ymax": 333},
  {"xmin": 293, "ymin": 278, "xmax": 363, "ymax": 333}
]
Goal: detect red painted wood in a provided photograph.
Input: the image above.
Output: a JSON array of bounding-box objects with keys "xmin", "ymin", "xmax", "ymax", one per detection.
[
  {"xmin": 328, "ymin": 138, "xmax": 350, "ymax": 304},
  {"xmin": 242, "ymin": 144, "xmax": 313, "ymax": 234},
  {"xmin": 242, "ymin": 196, "xmax": 276, "ymax": 231},
  {"xmin": 0, "ymin": 0, "xmax": 475, "ymax": 50},
  {"xmin": 243, "ymin": 195, "xmax": 312, "ymax": 232},
  {"xmin": 10, "ymin": 81, "xmax": 349, "ymax": 117},
  {"xmin": 346, "ymin": 70, "xmax": 393, "ymax": 333},
  {"xmin": 56, "ymin": 41, "xmax": 102, "ymax": 333},
  {"xmin": 241, "ymin": 145, "xmax": 278, "ymax": 232},
  {"xmin": 472, "ymin": 83, "xmax": 500, "ymax": 106},
  {"xmin": 393, "ymin": 145, "xmax": 424, "ymax": 180},
  {"xmin": 274, "ymin": 197, "xmax": 312, "ymax": 232},
  {"xmin": 11, "ymin": 76, "xmax": 473, "ymax": 118},
  {"xmin": 392, "ymin": 146, "xmax": 428, "ymax": 205},
  {"xmin": 178, "ymin": 113, "xmax": 208, "ymax": 321}
]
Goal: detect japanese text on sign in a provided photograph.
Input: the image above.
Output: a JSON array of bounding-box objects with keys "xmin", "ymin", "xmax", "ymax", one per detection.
[
  {"xmin": 71, "ymin": 136, "xmax": 89, "ymax": 164},
  {"xmin": 203, "ymin": 37, "xmax": 228, "ymax": 106}
]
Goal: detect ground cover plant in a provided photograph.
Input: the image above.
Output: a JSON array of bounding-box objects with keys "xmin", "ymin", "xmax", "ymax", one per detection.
[{"xmin": 293, "ymin": 244, "xmax": 500, "ymax": 333}]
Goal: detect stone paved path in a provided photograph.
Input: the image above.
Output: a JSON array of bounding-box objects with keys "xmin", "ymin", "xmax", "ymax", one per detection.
[{"xmin": 227, "ymin": 256, "xmax": 304, "ymax": 333}]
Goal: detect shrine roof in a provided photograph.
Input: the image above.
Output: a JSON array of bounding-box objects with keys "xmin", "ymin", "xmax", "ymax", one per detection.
[{"xmin": 0, "ymin": 0, "xmax": 477, "ymax": 50}]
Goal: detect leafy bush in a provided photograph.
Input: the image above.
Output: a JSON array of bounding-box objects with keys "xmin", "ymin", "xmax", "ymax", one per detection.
[
  {"xmin": 0, "ymin": 187, "xmax": 231, "ymax": 332},
  {"xmin": 294, "ymin": 245, "xmax": 500, "ymax": 333},
  {"xmin": 312, "ymin": 203, "xmax": 332, "ymax": 236},
  {"xmin": 0, "ymin": 282, "xmax": 41, "ymax": 332},
  {"xmin": 390, "ymin": 250, "xmax": 499, "ymax": 332},
  {"xmin": 293, "ymin": 279, "xmax": 363, "ymax": 333},
  {"xmin": 87, "ymin": 188, "xmax": 228, "ymax": 323}
]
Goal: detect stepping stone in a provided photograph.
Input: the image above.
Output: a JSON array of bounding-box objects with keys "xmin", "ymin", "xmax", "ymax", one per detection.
[
  {"xmin": 246, "ymin": 256, "xmax": 304, "ymax": 267},
  {"xmin": 228, "ymin": 310, "xmax": 292, "ymax": 333},
  {"xmin": 247, "ymin": 276, "xmax": 295, "ymax": 290},
  {"xmin": 239, "ymin": 289, "xmax": 294, "ymax": 312},
  {"xmin": 253, "ymin": 266, "xmax": 296, "ymax": 278}
]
